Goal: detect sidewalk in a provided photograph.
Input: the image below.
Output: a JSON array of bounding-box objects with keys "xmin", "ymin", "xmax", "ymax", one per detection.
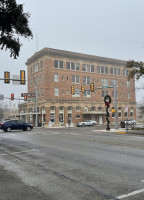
[{"xmin": 0, "ymin": 166, "xmax": 48, "ymax": 200}]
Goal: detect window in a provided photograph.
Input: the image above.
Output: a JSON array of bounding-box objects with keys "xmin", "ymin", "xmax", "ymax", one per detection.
[
  {"xmin": 76, "ymin": 106, "xmax": 81, "ymax": 111},
  {"xmin": 76, "ymin": 115, "xmax": 81, "ymax": 119},
  {"xmin": 97, "ymin": 66, "xmax": 108, "ymax": 74},
  {"xmin": 54, "ymin": 74, "xmax": 59, "ymax": 82},
  {"xmin": 118, "ymin": 112, "xmax": 122, "ymax": 117},
  {"xmin": 62, "ymin": 76, "xmax": 64, "ymax": 81},
  {"xmin": 54, "ymin": 88, "xmax": 59, "ymax": 96},
  {"xmin": 84, "ymin": 90, "xmax": 90, "ymax": 97},
  {"xmin": 128, "ymin": 92, "xmax": 130, "ymax": 99},
  {"xmin": 102, "ymin": 79, "xmax": 108, "ymax": 86},
  {"xmin": 72, "ymin": 89, "xmax": 80, "ymax": 97},
  {"xmin": 130, "ymin": 112, "xmax": 133, "ymax": 117},
  {"xmin": 123, "ymin": 69, "xmax": 129, "ymax": 76},
  {"xmin": 72, "ymin": 75, "xmax": 80, "ymax": 84},
  {"xmin": 124, "ymin": 112, "xmax": 128, "ymax": 117},
  {"xmin": 83, "ymin": 76, "xmax": 90, "ymax": 84},
  {"xmin": 41, "ymin": 88, "xmax": 44, "ymax": 96},
  {"xmin": 82, "ymin": 64, "xmax": 94, "ymax": 72},
  {"xmin": 111, "ymin": 68, "xmax": 120, "ymax": 75},
  {"xmin": 102, "ymin": 91, "xmax": 108, "ymax": 97},
  {"xmin": 30, "ymin": 67, "xmax": 32, "ymax": 75},
  {"xmin": 50, "ymin": 106, "xmax": 55, "ymax": 111},
  {"xmin": 41, "ymin": 74, "xmax": 43, "ymax": 83},
  {"xmin": 66, "ymin": 62, "xmax": 80, "ymax": 71},
  {"xmin": 40, "ymin": 61, "xmax": 43, "ymax": 69},
  {"xmin": 111, "ymin": 79, "xmax": 118, "ymax": 86},
  {"xmin": 37, "ymin": 76, "xmax": 39, "ymax": 84},
  {"xmin": 127, "ymin": 81, "xmax": 130, "ymax": 88},
  {"xmin": 54, "ymin": 60, "xmax": 63, "ymax": 69},
  {"xmin": 50, "ymin": 113, "xmax": 55, "ymax": 123},
  {"xmin": 33, "ymin": 63, "xmax": 39, "ymax": 73}
]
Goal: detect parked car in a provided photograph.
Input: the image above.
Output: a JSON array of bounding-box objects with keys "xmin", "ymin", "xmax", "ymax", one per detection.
[
  {"xmin": 0, "ymin": 120, "xmax": 33, "ymax": 132},
  {"xmin": 121, "ymin": 119, "xmax": 136, "ymax": 125},
  {"xmin": 77, "ymin": 120, "xmax": 97, "ymax": 127}
]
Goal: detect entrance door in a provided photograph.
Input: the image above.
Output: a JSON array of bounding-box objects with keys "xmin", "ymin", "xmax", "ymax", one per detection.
[{"xmin": 99, "ymin": 115, "xmax": 103, "ymax": 124}]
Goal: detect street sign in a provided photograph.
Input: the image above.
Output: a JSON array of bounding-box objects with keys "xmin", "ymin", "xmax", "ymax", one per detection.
[
  {"xmin": 21, "ymin": 93, "xmax": 35, "ymax": 97},
  {"xmin": 112, "ymin": 109, "xmax": 115, "ymax": 113},
  {"xmin": 102, "ymin": 86, "xmax": 108, "ymax": 88},
  {"xmin": 0, "ymin": 94, "xmax": 4, "ymax": 100}
]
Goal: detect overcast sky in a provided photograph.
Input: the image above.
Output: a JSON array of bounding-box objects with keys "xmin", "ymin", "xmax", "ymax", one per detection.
[{"xmin": 0, "ymin": 0, "xmax": 144, "ymax": 106}]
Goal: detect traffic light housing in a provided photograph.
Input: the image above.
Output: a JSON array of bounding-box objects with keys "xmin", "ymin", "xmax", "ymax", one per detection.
[
  {"xmin": 4, "ymin": 71, "xmax": 10, "ymax": 83},
  {"xmin": 11, "ymin": 93, "xmax": 14, "ymax": 100},
  {"xmin": 71, "ymin": 85, "xmax": 75, "ymax": 95},
  {"xmin": 24, "ymin": 95, "xmax": 27, "ymax": 101},
  {"xmin": 90, "ymin": 83, "xmax": 94, "ymax": 92},
  {"xmin": 20, "ymin": 70, "xmax": 25, "ymax": 84},
  {"xmin": 81, "ymin": 85, "xmax": 85, "ymax": 93}
]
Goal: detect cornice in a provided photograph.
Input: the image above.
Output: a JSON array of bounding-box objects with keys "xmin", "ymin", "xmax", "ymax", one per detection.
[{"xmin": 25, "ymin": 47, "xmax": 126, "ymax": 66}]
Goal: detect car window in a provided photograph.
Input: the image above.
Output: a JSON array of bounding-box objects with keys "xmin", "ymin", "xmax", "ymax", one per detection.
[
  {"xmin": 17, "ymin": 120, "xmax": 24, "ymax": 125},
  {"xmin": 10, "ymin": 120, "xmax": 17, "ymax": 124}
]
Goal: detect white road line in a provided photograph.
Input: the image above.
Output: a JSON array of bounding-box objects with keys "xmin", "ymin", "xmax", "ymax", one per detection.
[
  {"xmin": 141, "ymin": 180, "xmax": 144, "ymax": 182},
  {"xmin": 11, "ymin": 149, "xmax": 39, "ymax": 154},
  {"xmin": 0, "ymin": 149, "xmax": 39, "ymax": 156},
  {"xmin": 116, "ymin": 188, "xmax": 144, "ymax": 199}
]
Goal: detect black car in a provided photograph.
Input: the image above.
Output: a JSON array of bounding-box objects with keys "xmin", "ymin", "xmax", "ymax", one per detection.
[{"xmin": 0, "ymin": 120, "xmax": 33, "ymax": 132}]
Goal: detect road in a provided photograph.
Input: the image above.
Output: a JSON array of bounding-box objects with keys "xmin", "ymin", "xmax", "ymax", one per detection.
[{"xmin": 0, "ymin": 126, "xmax": 144, "ymax": 200}]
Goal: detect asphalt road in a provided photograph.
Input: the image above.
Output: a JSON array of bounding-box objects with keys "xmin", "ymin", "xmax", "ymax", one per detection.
[{"xmin": 0, "ymin": 126, "xmax": 144, "ymax": 200}]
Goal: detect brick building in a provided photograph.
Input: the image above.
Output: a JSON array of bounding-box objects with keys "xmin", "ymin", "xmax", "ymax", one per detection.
[{"xmin": 18, "ymin": 47, "xmax": 136, "ymax": 127}]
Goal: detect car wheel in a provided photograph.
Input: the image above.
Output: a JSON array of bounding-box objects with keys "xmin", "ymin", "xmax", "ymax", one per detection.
[
  {"xmin": 93, "ymin": 123, "xmax": 96, "ymax": 126},
  {"xmin": 26, "ymin": 126, "xmax": 31, "ymax": 131},
  {"xmin": 7, "ymin": 127, "xmax": 11, "ymax": 132},
  {"xmin": 82, "ymin": 123, "xmax": 85, "ymax": 127},
  {"xmin": 3, "ymin": 129, "xmax": 7, "ymax": 132}
]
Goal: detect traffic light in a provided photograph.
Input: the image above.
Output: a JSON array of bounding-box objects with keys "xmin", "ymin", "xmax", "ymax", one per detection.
[
  {"xmin": 24, "ymin": 95, "xmax": 27, "ymax": 101},
  {"xmin": 81, "ymin": 85, "xmax": 85, "ymax": 93},
  {"xmin": 71, "ymin": 85, "xmax": 75, "ymax": 95},
  {"xmin": 4, "ymin": 71, "xmax": 10, "ymax": 83},
  {"xmin": 90, "ymin": 83, "xmax": 94, "ymax": 92},
  {"xmin": 20, "ymin": 70, "xmax": 25, "ymax": 84},
  {"xmin": 11, "ymin": 93, "xmax": 14, "ymax": 100}
]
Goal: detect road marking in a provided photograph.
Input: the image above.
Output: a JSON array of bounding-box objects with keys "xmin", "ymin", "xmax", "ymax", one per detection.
[
  {"xmin": 11, "ymin": 149, "xmax": 39, "ymax": 154},
  {"xmin": 0, "ymin": 149, "xmax": 39, "ymax": 156},
  {"xmin": 141, "ymin": 180, "xmax": 144, "ymax": 182},
  {"xmin": 116, "ymin": 188, "xmax": 144, "ymax": 199}
]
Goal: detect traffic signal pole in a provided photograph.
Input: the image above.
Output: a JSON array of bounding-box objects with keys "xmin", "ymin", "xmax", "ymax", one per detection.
[{"xmin": 35, "ymin": 86, "xmax": 38, "ymax": 127}]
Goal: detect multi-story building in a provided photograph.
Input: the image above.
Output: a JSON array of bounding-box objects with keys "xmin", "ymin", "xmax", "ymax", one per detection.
[{"xmin": 18, "ymin": 47, "xmax": 136, "ymax": 127}]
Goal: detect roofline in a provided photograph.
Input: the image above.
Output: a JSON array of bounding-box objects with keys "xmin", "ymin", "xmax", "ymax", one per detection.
[{"xmin": 25, "ymin": 47, "xmax": 127, "ymax": 66}]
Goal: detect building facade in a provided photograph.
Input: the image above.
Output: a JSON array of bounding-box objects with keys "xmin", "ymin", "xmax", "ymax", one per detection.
[{"xmin": 18, "ymin": 48, "xmax": 136, "ymax": 127}]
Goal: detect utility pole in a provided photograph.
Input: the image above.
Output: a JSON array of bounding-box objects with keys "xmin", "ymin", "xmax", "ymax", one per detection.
[
  {"xmin": 114, "ymin": 81, "xmax": 118, "ymax": 129},
  {"xmin": 35, "ymin": 86, "xmax": 38, "ymax": 127}
]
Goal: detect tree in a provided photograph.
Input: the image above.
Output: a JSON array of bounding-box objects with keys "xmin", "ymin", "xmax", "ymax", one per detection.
[
  {"xmin": 126, "ymin": 60, "xmax": 144, "ymax": 80},
  {"xmin": 0, "ymin": 0, "xmax": 33, "ymax": 59}
]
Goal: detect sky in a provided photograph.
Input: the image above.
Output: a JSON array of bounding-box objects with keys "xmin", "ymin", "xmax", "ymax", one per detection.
[{"xmin": 0, "ymin": 0, "xmax": 144, "ymax": 107}]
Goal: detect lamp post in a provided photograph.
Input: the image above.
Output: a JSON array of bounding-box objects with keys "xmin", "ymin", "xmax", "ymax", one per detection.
[{"xmin": 114, "ymin": 81, "xmax": 118, "ymax": 129}]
